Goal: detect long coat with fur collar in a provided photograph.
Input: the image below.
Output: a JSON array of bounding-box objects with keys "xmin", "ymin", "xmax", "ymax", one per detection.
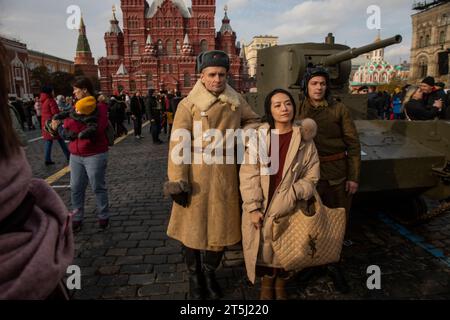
[
  {"xmin": 165, "ymin": 80, "xmax": 260, "ymax": 251},
  {"xmin": 239, "ymin": 121, "xmax": 320, "ymax": 283}
]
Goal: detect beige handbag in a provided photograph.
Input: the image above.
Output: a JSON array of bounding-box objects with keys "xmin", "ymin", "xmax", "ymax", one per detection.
[{"xmin": 272, "ymin": 190, "xmax": 346, "ymax": 271}]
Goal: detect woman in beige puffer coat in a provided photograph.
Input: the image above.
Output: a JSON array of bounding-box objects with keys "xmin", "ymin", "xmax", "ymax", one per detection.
[{"xmin": 240, "ymin": 89, "xmax": 320, "ymax": 300}]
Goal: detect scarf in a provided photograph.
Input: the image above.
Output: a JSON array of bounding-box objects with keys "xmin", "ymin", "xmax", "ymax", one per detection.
[{"xmin": 0, "ymin": 149, "xmax": 74, "ymax": 299}]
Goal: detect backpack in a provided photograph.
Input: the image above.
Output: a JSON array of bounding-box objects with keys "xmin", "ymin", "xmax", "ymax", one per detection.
[{"xmin": 105, "ymin": 121, "xmax": 116, "ymax": 146}]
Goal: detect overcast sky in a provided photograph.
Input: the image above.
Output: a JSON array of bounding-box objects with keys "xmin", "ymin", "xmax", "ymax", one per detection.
[{"xmin": 0, "ymin": 0, "xmax": 414, "ymax": 65}]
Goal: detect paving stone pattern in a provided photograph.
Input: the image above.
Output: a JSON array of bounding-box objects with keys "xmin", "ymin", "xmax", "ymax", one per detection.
[{"xmin": 25, "ymin": 125, "xmax": 450, "ymax": 300}]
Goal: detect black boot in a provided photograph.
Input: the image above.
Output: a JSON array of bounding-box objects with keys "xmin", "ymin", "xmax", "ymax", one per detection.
[
  {"xmin": 203, "ymin": 250, "xmax": 224, "ymax": 300},
  {"xmin": 327, "ymin": 264, "xmax": 350, "ymax": 294},
  {"xmin": 184, "ymin": 246, "xmax": 205, "ymax": 300}
]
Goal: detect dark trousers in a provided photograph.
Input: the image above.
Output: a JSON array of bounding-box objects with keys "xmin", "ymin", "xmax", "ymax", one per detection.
[
  {"xmin": 112, "ymin": 120, "xmax": 127, "ymax": 137},
  {"xmin": 45, "ymin": 138, "xmax": 70, "ymax": 162},
  {"xmin": 316, "ymin": 179, "xmax": 352, "ymax": 293},
  {"xmin": 184, "ymin": 246, "xmax": 224, "ymax": 299},
  {"xmin": 184, "ymin": 246, "xmax": 224, "ymax": 274},
  {"xmin": 26, "ymin": 116, "xmax": 34, "ymax": 130},
  {"xmin": 316, "ymin": 180, "xmax": 353, "ymax": 235},
  {"xmin": 133, "ymin": 117, "xmax": 142, "ymax": 136},
  {"xmin": 150, "ymin": 122, "xmax": 161, "ymax": 142}
]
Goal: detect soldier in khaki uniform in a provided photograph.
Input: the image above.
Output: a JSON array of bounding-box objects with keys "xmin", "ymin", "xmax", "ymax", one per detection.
[{"xmin": 297, "ymin": 66, "xmax": 361, "ymax": 294}]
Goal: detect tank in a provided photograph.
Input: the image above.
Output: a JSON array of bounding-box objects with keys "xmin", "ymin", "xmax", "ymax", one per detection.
[
  {"xmin": 244, "ymin": 34, "xmax": 450, "ymax": 224},
  {"xmin": 250, "ymin": 33, "xmax": 402, "ymax": 118},
  {"xmin": 355, "ymin": 119, "xmax": 450, "ymax": 223}
]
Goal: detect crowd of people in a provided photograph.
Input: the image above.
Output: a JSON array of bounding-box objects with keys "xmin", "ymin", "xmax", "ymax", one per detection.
[
  {"xmin": 8, "ymin": 94, "xmax": 75, "ymax": 132},
  {"xmin": 366, "ymin": 77, "xmax": 449, "ymax": 121},
  {"xmin": 101, "ymin": 89, "xmax": 182, "ymax": 144},
  {"xmin": 9, "ymin": 86, "xmax": 180, "ymax": 166}
]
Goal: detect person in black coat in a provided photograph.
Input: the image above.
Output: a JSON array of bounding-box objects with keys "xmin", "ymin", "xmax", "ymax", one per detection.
[
  {"xmin": 109, "ymin": 97, "xmax": 127, "ymax": 137},
  {"xmin": 445, "ymin": 88, "xmax": 450, "ymax": 120},
  {"xmin": 382, "ymin": 91, "xmax": 391, "ymax": 120},
  {"xmin": 9, "ymin": 97, "xmax": 26, "ymax": 130},
  {"xmin": 23, "ymin": 99, "xmax": 36, "ymax": 130},
  {"xmin": 170, "ymin": 91, "xmax": 183, "ymax": 116},
  {"xmin": 420, "ymin": 76, "xmax": 444, "ymax": 111},
  {"xmin": 403, "ymin": 85, "xmax": 442, "ymax": 120},
  {"xmin": 435, "ymin": 82, "xmax": 449, "ymax": 120},
  {"xmin": 130, "ymin": 91, "xmax": 144, "ymax": 139},
  {"xmin": 145, "ymin": 90, "xmax": 163, "ymax": 144}
]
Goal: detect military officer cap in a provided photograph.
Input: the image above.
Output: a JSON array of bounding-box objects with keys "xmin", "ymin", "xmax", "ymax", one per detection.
[{"xmin": 197, "ymin": 50, "xmax": 230, "ymax": 73}]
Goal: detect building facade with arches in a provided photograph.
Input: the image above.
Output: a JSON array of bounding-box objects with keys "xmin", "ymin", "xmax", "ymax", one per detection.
[
  {"xmin": 410, "ymin": 0, "xmax": 450, "ymax": 84},
  {"xmin": 98, "ymin": 0, "xmax": 248, "ymax": 96},
  {"xmin": 0, "ymin": 36, "xmax": 33, "ymax": 100}
]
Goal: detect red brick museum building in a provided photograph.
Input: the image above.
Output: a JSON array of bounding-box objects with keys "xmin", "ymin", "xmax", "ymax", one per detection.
[{"xmin": 98, "ymin": 0, "xmax": 248, "ymax": 96}]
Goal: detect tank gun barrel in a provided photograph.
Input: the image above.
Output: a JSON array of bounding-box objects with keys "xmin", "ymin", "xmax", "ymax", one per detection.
[{"xmin": 321, "ymin": 34, "xmax": 402, "ymax": 66}]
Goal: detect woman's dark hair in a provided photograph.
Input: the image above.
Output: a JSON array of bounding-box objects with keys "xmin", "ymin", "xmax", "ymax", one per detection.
[
  {"xmin": 72, "ymin": 76, "xmax": 94, "ymax": 96},
  {"xmin": 263, "ymin": 88, "xmax": 297, "ymax": 129},
  {"xmin": 0, "ymin": 43, "xmax": 21, "ymax": 159}
]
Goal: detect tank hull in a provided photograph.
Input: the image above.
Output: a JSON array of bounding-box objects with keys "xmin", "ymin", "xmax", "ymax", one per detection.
[{"xmin": 356, "ymin": 120, "xmax": 450, "ymax": 200}]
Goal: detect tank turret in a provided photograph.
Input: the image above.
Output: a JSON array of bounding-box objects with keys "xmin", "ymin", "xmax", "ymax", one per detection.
[
  {"xmin": 252, "ymin": 33, "xmax": 402, "ymax": 117},
  {"xmin": 321, "ymin": 35, "xmax": 402, "ymax": 66}
]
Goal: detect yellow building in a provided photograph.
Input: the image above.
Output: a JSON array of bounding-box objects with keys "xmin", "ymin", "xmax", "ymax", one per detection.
[
  {"xmin": 27, "ymin": 50, "xmax": 75, "ymax": 74},
  {"xmin": 244, "ymin": 35, "xmax": 278, "ymax": 78},
  {"xmin": 410, "ymin": 0, "xmax": 450, "ymax": 84}
]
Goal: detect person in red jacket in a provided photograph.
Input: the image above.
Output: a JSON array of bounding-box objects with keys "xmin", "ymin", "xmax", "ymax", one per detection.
[
  {"xmin": 51, "ymin": 77, "xmax": 110, "ymax": 231},
  {"xmin": 40, "ymin": 86, "xmax": 70, "ymax": 165}
]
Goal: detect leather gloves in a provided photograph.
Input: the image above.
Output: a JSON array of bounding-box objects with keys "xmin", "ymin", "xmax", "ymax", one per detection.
[
  {"xmin": 164, "ymin": 181, "xmax": 191, "ymax": 208},
  {"xmin": 171, "ymin": 192, "xmax": 189, "ymax": 208}
]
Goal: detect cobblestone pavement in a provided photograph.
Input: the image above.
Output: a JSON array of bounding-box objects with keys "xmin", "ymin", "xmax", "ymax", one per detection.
[{"xmin": 24, "ymin": 124, "xmax": 450, "ymax": 300}]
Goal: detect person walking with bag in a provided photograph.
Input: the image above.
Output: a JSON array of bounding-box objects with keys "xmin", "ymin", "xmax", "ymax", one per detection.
[{"xmin": 240, "ymin": 88, "xmax": 320, "ymax": 300}]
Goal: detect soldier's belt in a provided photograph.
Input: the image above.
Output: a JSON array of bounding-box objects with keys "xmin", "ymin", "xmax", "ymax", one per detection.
[{"xmin": 319, "ymin": 152, "xmax": 347, "ymax": 163}]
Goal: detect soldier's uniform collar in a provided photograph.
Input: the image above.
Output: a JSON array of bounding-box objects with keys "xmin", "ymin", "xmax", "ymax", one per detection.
[{"xmin": 308, "ymin": 99, "xmax": 329, "ymax": 109}]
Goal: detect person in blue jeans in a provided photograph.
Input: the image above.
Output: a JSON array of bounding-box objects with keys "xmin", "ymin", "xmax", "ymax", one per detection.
[
  {"xmin": 40, "ymin": 86, "xmax": 70, "ymax": 165},
  {"xmin": 69, "ymin": 152, "xmax": 109, "ymax": 230},
  {"xmin": 44, "ymin": 138, "xmax": 70, "ymax": 164},
  {"xmin": 52, "ymin": 77, "xmax": 110, "ymax": 231}
]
